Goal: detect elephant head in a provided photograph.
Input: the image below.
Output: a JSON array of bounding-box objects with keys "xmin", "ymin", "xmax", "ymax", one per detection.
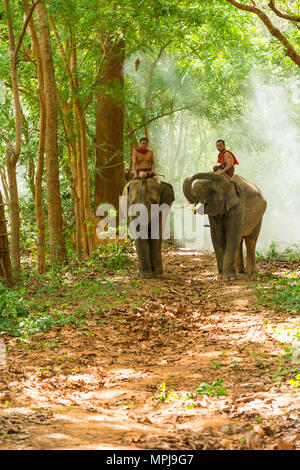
[
  {"xmin": 183, "ymin": 172, "xmax": 240, "ymax": 216},
  {"xmin": 124, "ymin": 179, "xmax": 174, "ymax": 224}
]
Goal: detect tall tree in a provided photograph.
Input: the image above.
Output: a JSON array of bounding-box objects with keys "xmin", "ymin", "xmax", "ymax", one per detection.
[
  {"xmin": 22, "ymin": 0, "xmax": 46, "ymax": 274},
  {"xmin": 50, "ymin": 18, "xmax": 96, "ymax": 257},
  {"xmin": 35, "ymin": 1, "xmax": 66, "ymax": 263},
  {"xmin": 94, "ymin": 36, "xmax": 125, "ymax": 213},
  {"xmin": 2, "ymin": 0, "xmax": 38, "ymax": 274}
]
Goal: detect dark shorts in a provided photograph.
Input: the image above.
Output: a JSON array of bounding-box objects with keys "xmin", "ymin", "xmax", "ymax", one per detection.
[{"xmin": 137, "ymin": 170, "xmax": 155, "ymax": 179}]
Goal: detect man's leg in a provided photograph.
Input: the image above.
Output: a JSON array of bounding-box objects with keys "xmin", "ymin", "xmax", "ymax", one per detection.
[{"xmin": 213, "ymin": 165, "xmax": 222, "ymax": 172}]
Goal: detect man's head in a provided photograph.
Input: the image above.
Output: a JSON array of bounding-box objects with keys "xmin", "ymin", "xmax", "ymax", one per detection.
[
  {"xmin": 216, "ymin": 140, "xmax": 225, "ymax": 152},
  {"xmin": 140, "ymin": 137, "xmax": 149, "ymax": 149}
]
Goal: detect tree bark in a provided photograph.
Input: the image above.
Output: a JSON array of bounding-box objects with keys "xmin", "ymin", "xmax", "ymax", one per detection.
[
  {"xmin": 0, "ymin": 190, "xmax": 13, "ymax": 287},
  {"xmin": 51, "ymin": 26, "xmax": 95, "ymax": 256},
  {"xmin": 22, "ymin": 0, "xmax": 46, "ymax": 274},
  {"xmin": 60, "ymin": 100, "xmax": 85, "ymax": 259},
  {"xmin": 268, "ymin": 1, "xmax": 300, "ymax": 23},
  {"xmin": 3, "ymin": 0, "xmax": 23, "ymax": 274},
  {"xmin": 36, "ymin": 1, "xmax": 66, "ymax": 263},
  {"xmin": 0, "ymin": 168, "xmax": 10, "ymax": 204},
  {"xmin": 226, "ymin": 0, "xmax": 300, "ymax": 68},
  {"xmin": 95, "ymin": 37, "xmax": 125, "ymax": 214}
]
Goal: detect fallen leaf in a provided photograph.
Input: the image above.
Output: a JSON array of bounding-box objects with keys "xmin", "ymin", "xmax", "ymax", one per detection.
[{"xmin": 277, "ymin": 438, "xmax": 292, "ymax": 450}]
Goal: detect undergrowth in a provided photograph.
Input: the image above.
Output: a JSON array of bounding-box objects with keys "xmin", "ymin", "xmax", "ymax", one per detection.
[
  {"xmin": 0, "ymin": 242, "xmax": 133, "ymax": 337},
  {"xmin": 252, "ymin": 270, "xmax": 300, "ymax": 314},
  {"xmin": 256, "ymin": 241, "xmax": 300, "ymax": 262},
  {"xmin": 253, "ymin": 243, "xmax": 299, "ymax": 313}
]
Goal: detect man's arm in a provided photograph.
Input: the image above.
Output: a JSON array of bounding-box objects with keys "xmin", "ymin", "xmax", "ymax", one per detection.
[
  {"xmin": 150, "ymin": 150, "xmax": 155, "ymax": 173},
  {"xmin": 132, "ymin": 150, "xmax": 138, "ymax": 178},
  {"xmin": 217, "ymin": 152, "xmax": 234, "ymax": 178}
]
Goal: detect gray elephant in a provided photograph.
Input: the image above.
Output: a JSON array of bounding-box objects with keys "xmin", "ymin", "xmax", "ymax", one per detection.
[
  {"xmin": 122, "ymin": 179, "xmax": 175, "ymax": 278},
  {"xmin": 183, "ymin": 172, "xmax": 267, "ymax": 280}
]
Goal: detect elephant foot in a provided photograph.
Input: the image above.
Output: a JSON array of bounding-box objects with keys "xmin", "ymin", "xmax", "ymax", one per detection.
[
  {"xmin": 153, "ymin": 267, "xmax": 163, "ymax": 275},
  {"xmin": 223, "ymin": 272, "xmax": 237, "ymax": 281},
  {"xmin": 139, "ymin": 271, "xmax": 153, "ymax": 279},
  {"xmin": 246, "ymin": 267, "xmax": 257, "ymax": 275}
]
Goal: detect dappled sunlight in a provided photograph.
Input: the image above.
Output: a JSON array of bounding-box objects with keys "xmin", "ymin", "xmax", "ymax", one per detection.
[{"xmin": 1, "ymin": 250, "xmax": 300, "ymax": 450}]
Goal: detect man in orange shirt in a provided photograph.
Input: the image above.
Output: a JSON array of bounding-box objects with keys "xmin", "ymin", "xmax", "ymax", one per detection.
[{"xmin": 213, "ymin": 140, "xmax": 239, "ymax": 179}]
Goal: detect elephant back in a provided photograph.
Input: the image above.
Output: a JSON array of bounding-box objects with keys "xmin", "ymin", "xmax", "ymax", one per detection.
[
  {"xmin": 232, "ymin": 174, "xmax": 267, "ymax": 215},
  {"xmin": 160, "ymin": 182, "xmax": 175, "ymax": 205},
  {"xmin": 232, "ymin": 174, "xmax": 264, "ymax": 198}
]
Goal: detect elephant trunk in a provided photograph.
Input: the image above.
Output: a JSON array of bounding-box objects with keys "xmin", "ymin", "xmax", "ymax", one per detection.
[{"xmin": 183, "ymin": 173, "xmax": 207, "ymax": 203}]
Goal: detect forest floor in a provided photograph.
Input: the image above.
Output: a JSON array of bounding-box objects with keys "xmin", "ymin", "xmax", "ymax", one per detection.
[{"xmin": 0, "ymin": 246, "xmax": 299, "ymax": 450}]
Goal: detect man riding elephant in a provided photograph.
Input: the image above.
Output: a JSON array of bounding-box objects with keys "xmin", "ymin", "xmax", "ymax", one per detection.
[
  {"xmin": 132, "ymin": 137, "xmax": 160, "ymax": 182},
  {"xmin": 183, "ymin": 171, "xmax": 267, "ymax": 281},
  {"xmin": 213, "ymin": 139, "xmax": 239, "ymax": 179},
  {"xmin": 122, "ymin": 177, "xmax": 174, "ymax": 279}
]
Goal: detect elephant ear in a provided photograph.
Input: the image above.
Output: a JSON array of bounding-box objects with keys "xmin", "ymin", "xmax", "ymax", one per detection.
[
  {"xmin": 160, "ymin": 182, "xmax": 175, "ymax": 205},
  {"xmin": 225, "ymin": 181, "xmax": 240, "ymax": 211}
]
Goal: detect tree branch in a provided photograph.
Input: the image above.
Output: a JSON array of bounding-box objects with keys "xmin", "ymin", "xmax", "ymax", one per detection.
[
  {"xmin": 127, "ymin": 105, "xmax": 202, "ymax": 135},
  {"xmin": 226, "ymin": 0, "xmax": 300, "ymax": 67},
  {"xmin": 268, "ymin": 1, "xmax": 300, "ymax": 23},
  {"xmin": 14, "ymin": 0, "xmax": 41, "ymax": 60}
]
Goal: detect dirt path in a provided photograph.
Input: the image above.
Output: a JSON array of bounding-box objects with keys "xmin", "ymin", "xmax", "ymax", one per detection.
[{"xmin": 0, "ymin": 248, "xmax": 299, "ymax": 450}]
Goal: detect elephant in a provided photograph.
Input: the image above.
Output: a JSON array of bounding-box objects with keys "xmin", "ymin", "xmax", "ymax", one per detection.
[
  {"xmin": 122, "ymin": 178, "xmax": 175, "ymax": 278},
  {"xmin": 183, "ymin": 172, "xmax": 267, "ymax": 280}
]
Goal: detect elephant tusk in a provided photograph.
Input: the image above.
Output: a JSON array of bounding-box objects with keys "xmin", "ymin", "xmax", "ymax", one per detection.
[
  {"xmin": 190, "ymin": 203, "xmax": 205, "ymax": 215},
  {"xmin": 174, "ymin": 203, "xmax": 191, "ymax": 209}
]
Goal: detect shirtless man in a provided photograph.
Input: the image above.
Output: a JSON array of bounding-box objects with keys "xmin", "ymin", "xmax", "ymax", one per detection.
[
  {"xmin": 132, "ymin": 137, "xmax": 159, "ymax": 182},
  {"xmin": 213, "ymin": 140, "xmax": 239, "ymax": 179}
]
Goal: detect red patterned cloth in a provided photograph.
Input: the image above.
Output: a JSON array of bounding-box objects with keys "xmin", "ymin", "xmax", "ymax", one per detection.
[
  {"xmin": 218, "ymin": 149, "xmax": 239, "ymax": 165},
  {"xmin": 133, "ymin": 147, "xmax": 150, "ymax": 154}
]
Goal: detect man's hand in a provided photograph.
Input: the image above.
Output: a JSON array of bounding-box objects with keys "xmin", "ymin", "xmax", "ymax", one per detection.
[{"xmin": 215, "ymin": 168, "xmax": 231, "ymax": 179}]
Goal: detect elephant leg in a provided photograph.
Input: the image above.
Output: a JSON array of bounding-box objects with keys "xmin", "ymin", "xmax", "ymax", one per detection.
[
  {"xmin": 149, "ymin": 238, "xmax": 163, "ymax": 275},
  {"xmin": 210, "ymin": 221, "xmax": 226, "ymax": 275},
  {"xmin": 135, "ymin": 238, "xmax": 152, "ymax": 278},
  {"xmin": 236, "ymin": 239, "xmax": 245, "ymax": 273},
  {"xmin": 223, "ymin": 226, "xmax": 241, "ymax": 281},
  {"xmin": 245, "ymin": 220, "xmax": 262, "ymax": 274}
]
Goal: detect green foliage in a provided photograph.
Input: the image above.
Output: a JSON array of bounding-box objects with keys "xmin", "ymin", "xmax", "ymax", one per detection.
[
  {"xmin": 0, "ymin": 0, "xmax": 299, "ymax": 270},
  {"xmin": 0, "ymin": 282, "xmax": 30, "ymax": 334},
  {"xmin": 0, "ymin": 279, "xmax": 85, "ymax": 337},
  {"xmin": 256, "ymin": 241, "xmax": 300, "ymax": 262},
  {"xmin": 95, "ymin": 241, "xmax": 132, "ymax": 271},
  {"xmin": 156, "ymin": 381, "xmax": 172, "ymax": 402},
  {"xmin": 155, "ymin": 378, "xmax": 227, "ymax": 404},
  {"xmin": 0, "ymin": 241, "xmax": 132, "ymax": 337},
  {"xmin": 17, "ymin": 311, "xmax": 85, "ymax": 337},
  {"xmin": 253, "ymin": 269, "xmax": 300, "ymax": 313},
  {"xmin": 194, "ymin": 378, "xmax": 227, "ymax": 397}
]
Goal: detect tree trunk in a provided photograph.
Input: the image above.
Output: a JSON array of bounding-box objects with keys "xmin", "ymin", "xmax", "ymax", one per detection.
[
  {"xmin": 52, "ymin": 27, "xmax": 95, "ymax": 257},
  {"xmin": 23, "ymin": 0, "xmax": 46, "ymax": 274},
  {"xmin": 0, "ymin": 190, "xmax": 13, "ymax": 287},
  {"xmin": 5, "ymin": 142, "xmax": 20, "ymax": 274},
  {"xmin": 0, "ymin": 168, "xmax": 10, "ymax": 204},
  {"xmin": 95, "ymin": 37, "xmax": 125, "ymax": 214},
  {"xmin": 60, "ymin": 101, "xmax": 84, "ymax": 259},
  {"xmin": 3, "ymin": 0, "xmax": 22, "ymax": 274},
  {"xmin": 73, "ymin": 102, "xmax": 95, "ymax": 255},
  {"xmin": 36, "ymin": 2, "xmax": 66, "ymax": 263}
]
